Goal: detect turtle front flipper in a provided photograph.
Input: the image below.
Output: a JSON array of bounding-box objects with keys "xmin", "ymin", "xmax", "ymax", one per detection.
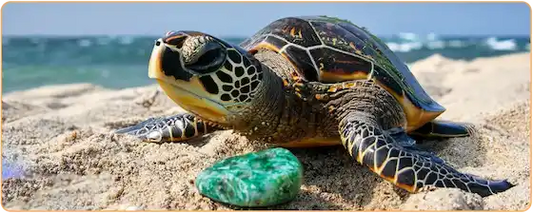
[
  {"xmin": 339, "ymin": 113, "xmax": 513, "ymax": 197},
  {"xmin": 409, "ymin": 120, "xmax": 472, "ymax": 138},
  {"xmin": 115, "ymin": 113, "xmax": 221, "ymax": 143}
]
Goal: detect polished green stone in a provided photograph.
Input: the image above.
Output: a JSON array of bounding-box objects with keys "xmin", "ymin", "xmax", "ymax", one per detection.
[{"xmin": 195, "ymin": 148, "xmax": 303, "ymax": 207}]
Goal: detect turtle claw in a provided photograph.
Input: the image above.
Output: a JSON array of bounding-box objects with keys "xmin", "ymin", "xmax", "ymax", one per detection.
[
  {"xmin": 115, "ymin": 117, "xmax": 158, "ymax": 134},
  {"xmin": 469, "ymin": 178, "xmax": 515, "ymax": 197},
  {"xmin": 114, "ymin": 117, "xmax": 165, "ymax": 142}
]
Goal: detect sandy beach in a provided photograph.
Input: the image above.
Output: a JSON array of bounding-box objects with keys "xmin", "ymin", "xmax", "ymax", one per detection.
[{"xmin": 1, "ymin": 53, "xmax": 531, "ymax": 210}]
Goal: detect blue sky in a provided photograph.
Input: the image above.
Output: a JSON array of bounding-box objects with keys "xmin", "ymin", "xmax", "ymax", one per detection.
[{"xmin": 2, "ymin": 2, "xmax": 530, "ymax": 36}]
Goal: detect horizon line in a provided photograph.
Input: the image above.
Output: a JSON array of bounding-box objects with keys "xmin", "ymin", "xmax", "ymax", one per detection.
[{"xmin": 2, "ymin": 33, "xmax": 531, "ymax": 38}]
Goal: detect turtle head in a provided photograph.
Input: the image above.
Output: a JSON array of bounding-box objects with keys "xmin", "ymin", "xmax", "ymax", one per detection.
[{"xmin": 148, "ymin": 31, "xmax": 264, "ymax": 125}]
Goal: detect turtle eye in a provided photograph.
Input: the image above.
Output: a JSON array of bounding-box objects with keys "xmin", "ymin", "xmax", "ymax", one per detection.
[
  {"xmin": 184, "ymin": 39, "xmax": 227, "ymax": 74},
  {"xmin": 163, "ymin": 31, "xmax": 188, "ymax": 48},
  {"xmin": 166, "ymin": 36, "xmax": 187, "ymax": 48}
]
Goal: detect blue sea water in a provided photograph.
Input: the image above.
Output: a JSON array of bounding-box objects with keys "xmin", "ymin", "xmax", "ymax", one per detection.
[{"xmin": 2, "ymin": 34, "xmax": 530, "ymax": 93}]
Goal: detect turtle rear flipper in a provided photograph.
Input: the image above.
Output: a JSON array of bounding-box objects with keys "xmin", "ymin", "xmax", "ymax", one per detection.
[
  {"xmin": 115, "ymin": 113, "xmax": 220, "ymax": 143},
  {"xmin": 339, "ymin": 113, "xmax": 513, "ymax": 197},
  {"xmin": 409, "ymin": 120, "xmax": 472, "ymax": 138}
]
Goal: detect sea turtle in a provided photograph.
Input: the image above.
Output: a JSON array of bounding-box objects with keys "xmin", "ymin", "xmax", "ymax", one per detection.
[{"xmin": 116, "ymin": 16, "xmax": 513, "ymax": 197}]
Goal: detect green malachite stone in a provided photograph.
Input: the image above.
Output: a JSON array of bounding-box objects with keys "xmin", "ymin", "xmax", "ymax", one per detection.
[{"xmin": 195, "ymin": 148, "xmax": 303, "ymax": 207}]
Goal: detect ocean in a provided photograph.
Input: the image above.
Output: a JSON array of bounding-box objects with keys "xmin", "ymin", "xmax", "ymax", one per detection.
[{"xmin": 2, "ymin": 34, "xmax": 530, "ymax": 93}]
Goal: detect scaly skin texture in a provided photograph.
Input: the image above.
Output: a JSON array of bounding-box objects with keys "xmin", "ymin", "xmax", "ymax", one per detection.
[
  {"xmin": 319, "ymin": 81, "xmax": 512, "ymax": 196},
  {"xmin": 115, "ymin": 113, "xmax": 221, "ymax": 142},
  {"xmin": 116, "ymin": 49, "xmax": 336, "ymax": 144},
  {"xmin": 227, "ymin": 50, "xmax": 405, "ymax": 145},
  {"xmin": 117, "ymin": 39, "xmax": 513, "ymax": 197},
  {"xmin": 213, "ymin": 50, "xmax": 513, "ymax": 197},
  {"xmin": 224, "ymin": 50, "xmax": 331, "ymax": 144}
]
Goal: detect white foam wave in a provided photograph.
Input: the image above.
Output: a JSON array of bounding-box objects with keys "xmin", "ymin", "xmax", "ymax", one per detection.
[
  {"xmin": 426, "ymin": 33, "xmax": 439, "ymax": 41},
  {"xmin": 485, "ymin": 37, "xmax": 517, "ymax": 51},
  {"xmin": 397, "ymin": 32, "xmax": 418, "ymax": 41},
  {"xmin": 386, "ymin": 42, "xmax": 423, "ymax": 52},
  {"xmin": 386, "ymin": 34, "xmax": 525, "ymax": 53},
  {"xmin": 96, "ymin": 37, "xmax": 112, "ymax": 46},
  {"xmin": 77, "ymin": 39, "xmax": 92, "ymax": 47},
  {"xmin": 30, "ymin": 38, "xmax": 42, "ymax": 44},
  {"xmin": 390, "ymin": 32, "xmax": 448, "ymax": 52},
  {"xmin": 427, "ymin": 41, "xmax": 446, "ymax": 49},
  {"xmin": 118, "ymin": 36, "xmax": 134, "ymax": 45}
]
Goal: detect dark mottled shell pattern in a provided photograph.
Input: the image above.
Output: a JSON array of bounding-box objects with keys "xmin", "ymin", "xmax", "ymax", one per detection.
[{"xmin": 240, "ymin": 16, "xmax": 444, "ymax": 113}]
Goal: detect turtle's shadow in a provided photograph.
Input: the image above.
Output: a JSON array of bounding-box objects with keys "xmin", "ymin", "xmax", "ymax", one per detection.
[
  {"xmin": 413, "ymin": 134, "xmax": 486, "ymax": 169},
  {"xmin": 186, "ymin": 134, "xmax": 217, "ymax": 147}
]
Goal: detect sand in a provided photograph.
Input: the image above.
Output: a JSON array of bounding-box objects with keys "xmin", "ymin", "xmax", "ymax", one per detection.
[{"xmin": 1, "ymin": 53, "xmax": 531, "ymax": 211}]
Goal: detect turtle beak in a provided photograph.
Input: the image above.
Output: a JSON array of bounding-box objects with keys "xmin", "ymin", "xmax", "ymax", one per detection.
[
  {"xmin": 147, "ymin": 39, "xmax": 166, "ymax": 80},
  {"xmin": 148, "ymin": 38, "xmax": 193, "ymax": 81},
  {"xmin": 147, "ymin": 38, "xmax": 230, "ymax": 124}
]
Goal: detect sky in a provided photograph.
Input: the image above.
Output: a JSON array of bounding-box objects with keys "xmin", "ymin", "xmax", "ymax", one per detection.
[{"xmin": 2, "ymin": 2, "xmax": 531, "ymax": 37}]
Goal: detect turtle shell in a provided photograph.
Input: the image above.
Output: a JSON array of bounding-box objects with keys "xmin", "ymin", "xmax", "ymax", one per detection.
[{"xmin": 240, "ymin": 16, "xmax": 445, "ymax": 130}]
